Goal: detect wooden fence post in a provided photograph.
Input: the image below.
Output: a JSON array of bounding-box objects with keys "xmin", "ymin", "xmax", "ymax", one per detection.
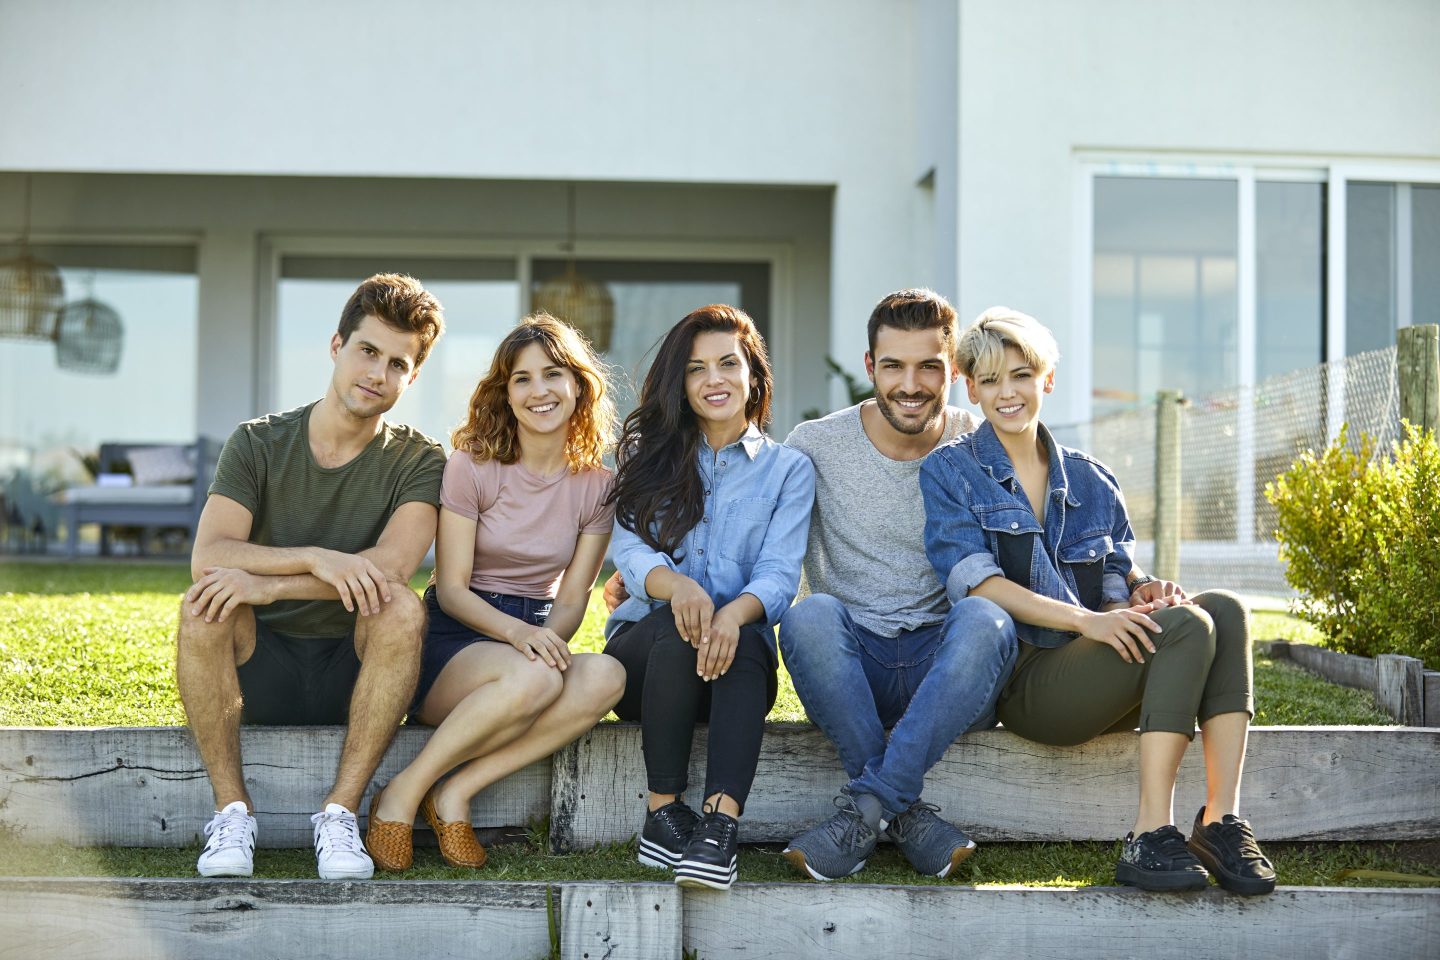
[
  {"xmin": 1154, "ymin": 390, "xmax": 1183, "ymax": 582},
  {"xmin": 1376, "ymin": 654, "xmax": 1427, "ymax": 727},
  {"xmin": 1398, "ymin": 324, "xmax": 1439, "ymax": 434}
]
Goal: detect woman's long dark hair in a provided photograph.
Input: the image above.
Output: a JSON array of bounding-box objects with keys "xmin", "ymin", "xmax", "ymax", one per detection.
[{"xmin": 608, "ymin": 304, "xmax": 773, "ymax": 558}]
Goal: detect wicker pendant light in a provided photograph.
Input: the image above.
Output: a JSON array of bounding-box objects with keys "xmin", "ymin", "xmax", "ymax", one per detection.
[
  {"xmin": 56, "ymin": 292, "xmax": 124, "ymax": 374},
  {"xmin": 532, "ymin": 184, "xmax": 614, "ymax": 352},
  {"xmin": 0, "ymin": 174, "xmax": 64, "ymax": 341}
]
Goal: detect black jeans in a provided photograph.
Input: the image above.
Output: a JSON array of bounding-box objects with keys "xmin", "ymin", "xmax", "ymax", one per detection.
[{"xmin": 604, "ymin": 604, "xmax": 778, "ymax": 813}]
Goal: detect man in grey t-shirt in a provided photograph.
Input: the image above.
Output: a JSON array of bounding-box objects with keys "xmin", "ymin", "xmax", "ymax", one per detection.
[{"xmin": 779, "ymin": 289, "xmax": 1019, "ymax": 881}]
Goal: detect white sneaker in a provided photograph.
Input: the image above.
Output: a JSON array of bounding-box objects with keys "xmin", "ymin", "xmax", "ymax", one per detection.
[
  {"xmin": 197, "ymin": 801, "xmax": 257, "ymax": 877},
  {"xmin": 311, "ymin": 803, "xmax": 374, "ymax": 880}
]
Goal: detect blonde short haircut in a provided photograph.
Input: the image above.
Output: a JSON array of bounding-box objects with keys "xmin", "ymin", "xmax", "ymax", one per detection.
[{"xmin": 956, "ymin": 306, "xmax": 1061, "ymax": 380}]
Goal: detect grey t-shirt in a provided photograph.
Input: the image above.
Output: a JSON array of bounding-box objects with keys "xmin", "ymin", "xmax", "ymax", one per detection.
[{"xmin": 784, "ymin": 402, "xmax": 977, "ymax": 637}]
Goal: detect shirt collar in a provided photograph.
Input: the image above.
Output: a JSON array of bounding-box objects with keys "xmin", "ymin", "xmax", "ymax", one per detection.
[
  {"xmin": 699, "ymin": 422, "xmax": 766, "ymax": 461},
  {"xmin": 972, "ymin": 420, "xmax": 1078, "ymax": 507}
]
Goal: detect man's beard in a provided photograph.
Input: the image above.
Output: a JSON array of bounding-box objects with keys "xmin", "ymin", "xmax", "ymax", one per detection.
[{"xmin": 873, "ymin": 390, "xmax": 945, "ymax": 435}]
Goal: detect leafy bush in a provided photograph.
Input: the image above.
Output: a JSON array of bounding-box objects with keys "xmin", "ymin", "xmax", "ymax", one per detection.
[{"xmin": 1266, "ymin": 422, "xmax": 1440, "ymax": 669}]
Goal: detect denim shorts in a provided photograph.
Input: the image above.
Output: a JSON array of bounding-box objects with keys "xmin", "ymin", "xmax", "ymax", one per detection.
[{"xmin": 409, "ymin": 584, "xmax": 553, "ymax": 719}]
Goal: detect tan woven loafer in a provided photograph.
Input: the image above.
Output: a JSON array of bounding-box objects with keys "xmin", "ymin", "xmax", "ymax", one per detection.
[
  {"xmin": 421, "ymin": 789, "xmax": 487, "ymax": 869},
  {"xmin": 365, "ymin": 787, "xmax": 413, "ymax": 872}
]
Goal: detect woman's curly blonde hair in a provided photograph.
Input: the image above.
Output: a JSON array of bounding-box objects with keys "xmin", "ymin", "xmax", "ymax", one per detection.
[{"xmin": 451, "ymin": 313, "xmax": 615, "ymax": 471}]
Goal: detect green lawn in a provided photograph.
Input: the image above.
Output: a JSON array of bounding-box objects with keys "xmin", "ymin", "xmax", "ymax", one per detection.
[{"xmin": 0, "ymin": 562, "xmax": 1390, "ymax": 726}]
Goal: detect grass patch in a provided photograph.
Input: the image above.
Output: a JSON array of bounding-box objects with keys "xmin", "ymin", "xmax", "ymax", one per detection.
[
  {"xmin": 0, "ymin": 562, "xmax": 1394, "ymax": 727},
  {"xmin": 1, "ymin": 834, "xmax": 1435, "ymax": 888}
]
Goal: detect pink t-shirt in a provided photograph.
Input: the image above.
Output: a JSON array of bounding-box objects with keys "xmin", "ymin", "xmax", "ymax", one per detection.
[{"xmin": 439, "ymin": 452, "xmax": 614, "ymax": 599}]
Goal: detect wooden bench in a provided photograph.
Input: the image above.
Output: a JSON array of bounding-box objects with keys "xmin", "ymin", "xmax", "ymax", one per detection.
[
  {"xmin": 1, "ymin": 878, "xmax": 1436, "ymax": 960},
  {"xmin": 3, "ymin": 724, "xmax": 1436, "ymax": 849}
]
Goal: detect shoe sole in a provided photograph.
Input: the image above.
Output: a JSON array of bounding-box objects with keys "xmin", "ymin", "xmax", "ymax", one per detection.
[
  {"xmin": 1187, "ymin": 841, "xmax": 1277, "ymax": 896},
  {"xmin": 931, "ymin": 841, "xmax": 977, "ymax": 879},
  {"xmin": 317, "ymin": 866, "xmax": 375, "ymax": 880},
  {"xmin": 675, "ymin": 856, "xmax": 738, "ymax": 891},
  {"xmin": 1115, "ymin": 860, "xmax": 1209, "ymax": 892},
  {"xmin": 638, "ymin": 837, "xmax": 681, "ymax": 871},
  {"xmin": 781, "ymin": 847, "xmax": 866, "ymax": 882},
  {"xmin": 197, "ymin": 863, "xmax": 253, "ymax": 878}
]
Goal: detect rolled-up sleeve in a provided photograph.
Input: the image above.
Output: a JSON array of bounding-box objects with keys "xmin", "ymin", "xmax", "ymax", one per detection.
[
  {"xmin": 919, "ymin": 452, "xmax": 1003, "ymax": 606},
  {"xmin": 610, "ymin": 517, "xmax": 675, "ymax": 604},
  {"xmin": 739, "ymin": 453, "xmax": 816, "ymax": 626}
]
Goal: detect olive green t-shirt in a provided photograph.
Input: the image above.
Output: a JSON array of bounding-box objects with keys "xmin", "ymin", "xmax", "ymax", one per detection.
[{"xmin": 208, "ymin": 402, "xmax": 445, "ymax": 638}]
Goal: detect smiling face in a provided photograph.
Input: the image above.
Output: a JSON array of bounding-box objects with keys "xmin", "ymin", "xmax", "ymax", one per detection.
[
  {"xmin": 328, "ymin": 315, "xmax": 423, "ymax": 420},
  {"xmin": 506, "ymin": 340, "xmax": 579, "ymax": 440},
  {"xmin": 965, "ymin": 344, "xmax": 1055, "ymax": 437},
  {"xmin": 685, "ymin": 330, "xmax": 756, "ymax": 438},
  {"xmin": 865, "ymin": 324, "xmax": 959, "ymax": 437}
]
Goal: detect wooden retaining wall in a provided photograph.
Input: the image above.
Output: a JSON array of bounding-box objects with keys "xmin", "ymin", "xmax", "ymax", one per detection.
[
  {"xmin": 2, "ymin": 878, "xmax": 1436, "ymax": 960},
  {"xmin": 1264, "ymin": 642, "xmax": 1440, "ymax": 727},
  {"xmin": 3, "ymin": 724, "xmax": 1437, "ymax": 850}
]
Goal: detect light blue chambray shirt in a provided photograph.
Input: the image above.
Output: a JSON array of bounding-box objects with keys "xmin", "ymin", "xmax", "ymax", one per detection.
[{"xmin": 605, "ymin": 423, "xmax": 816, "ymax": 656}]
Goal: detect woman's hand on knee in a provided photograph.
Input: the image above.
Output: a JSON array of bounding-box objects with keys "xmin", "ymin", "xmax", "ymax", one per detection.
[
  {"xmin": 1079, "ymin": 608, "xmax": 1160, "ymax": 663},
  {"xmin": 507, "ymin": 625, "xmax": 571, "ymax": 671},
  {"xmin": 698, "ymin": 610, "xmax": 741, "ymax": 681},
  {"xmin": 668, "ymin": 576, "xmax": 714, "ymax": 648}
]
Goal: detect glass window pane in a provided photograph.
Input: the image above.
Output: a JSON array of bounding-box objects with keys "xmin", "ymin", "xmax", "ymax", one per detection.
[
  {"xmin": 0, "ymin": 244, "xmax": 198, "ymax": 536},
  {"xmin": 530, "ymin": 259, "xmax": 771, "ymax": 416},
  {"xmin": 1346, "ymin": 182, "xmax": 1396, "ymax": 355},
  {"xmin": 1092, "ymin": 177, "xmax": 1238, "ymax": 417},
  {"xmin": 1256, "ymin": 181, "xmax": 1324, "ymax": 381},
  {"xmin": 1412, "ymin": 184, "xmax": 1440, "ymax": 327},
  {"xmin": 276, "ymin": 256, "xmax": 519, "ymax": 450}
]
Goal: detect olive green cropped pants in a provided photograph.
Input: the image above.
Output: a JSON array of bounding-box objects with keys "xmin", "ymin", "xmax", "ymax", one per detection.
[{"xmin": 996, "ymin": 590, "xmax": 1252, "ymax": 745}]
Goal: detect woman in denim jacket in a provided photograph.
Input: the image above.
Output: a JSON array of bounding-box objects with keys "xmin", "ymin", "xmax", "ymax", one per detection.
[
  {"xmin": 919, "ymin": 307, "xmax": 1275, "ymax": 896},
  {"xmin": 604, "ymin": 304, "xmax": 815, "ymax": 891}
]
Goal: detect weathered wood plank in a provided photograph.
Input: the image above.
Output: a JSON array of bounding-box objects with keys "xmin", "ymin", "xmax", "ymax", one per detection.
[
  {"xmin": 556, "ymin": 724, "xmax": 1440, "ymax": 847},
  {"xmin": 561, "ymin": 882, "xmax": 681, "ymax": 960},
  {"xmin": 683, "ymin": 884, "xmax": 1440, "ymax": 960},
  {"xmin": 1377, "ymin": 654, "xmax": 1427, "ymax": 727},
  {"xmin": 0, "ymin": 878, "xmax": 552, "ymax": 960},
  {"xmin": 1426, "ymin": 672, "xmax": 1440, "ymax": 728},
  {"xmin": 0, "ymin": 727, "xmax": 549, "ymax": 847},
  {"xmin": 1281, "ymin": 643, "xmax": 1379, "ymax": 693}
]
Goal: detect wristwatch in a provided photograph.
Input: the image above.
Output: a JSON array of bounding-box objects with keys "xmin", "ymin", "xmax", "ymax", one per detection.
[{"xmin": 1128, "ymin": 575, "xmax": 1159, "ymax": 593}]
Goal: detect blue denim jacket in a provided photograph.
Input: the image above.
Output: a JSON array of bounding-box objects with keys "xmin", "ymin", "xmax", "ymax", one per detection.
[
  {"xmin": 605, "ymin": 423, "xmax": 816, "ymax": 654},
  {"xmin": 918, "ymin": 420, "xmax": 1135, "ymax": 648}
]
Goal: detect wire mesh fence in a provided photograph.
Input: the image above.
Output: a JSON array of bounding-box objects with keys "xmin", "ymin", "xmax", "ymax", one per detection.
[{"xmin": 1050, "ymin": 345, "xmax": 1402, "ymax": 598}]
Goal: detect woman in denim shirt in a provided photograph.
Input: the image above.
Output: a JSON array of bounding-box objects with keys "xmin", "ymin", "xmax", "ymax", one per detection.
[
  {"xmin": 604, "ymin": 304, "xmax": 815, "ymax": 890},
  {"xmin": 920, "ymin": 307, "xmax": 1275, "ymax": 897}
]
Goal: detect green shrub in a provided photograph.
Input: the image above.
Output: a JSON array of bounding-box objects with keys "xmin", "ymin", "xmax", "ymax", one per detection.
[{"xmin": 1265, "ymin": 422, "xmax": 1440, "ymax": 669}]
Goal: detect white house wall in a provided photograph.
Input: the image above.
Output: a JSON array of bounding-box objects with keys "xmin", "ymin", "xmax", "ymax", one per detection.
[{"xmin": 955, "ymin": 0, "xmax": 1440, "ymax": 422}]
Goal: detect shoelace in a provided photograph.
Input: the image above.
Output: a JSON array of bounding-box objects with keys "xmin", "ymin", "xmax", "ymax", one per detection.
[
  {"xmin": 822, "ymin": 794, "xmax": 873, "ymax": 849},
  {"xmin": 693, "ymin": 814, "xmax": 738, "ymax": 849},
  {"xmin": 1148, "ymin": 826, "xmax": 1193, "ymax": 860},
  {"xmin": 1212, "ymin": 818, "xmax": 1265, "ymax": 862},
  {"xmin": 310, "ymin": 809, "xmax": 365, "ymax": 855},
  {"xmin": 203, "ymin": 810, "xmax": 252, "ymax": 851},
  {"xmin": 655, "ymin": 804, "xmax": 700, "ymax": 836},
  {"xmin": 887, "ymin": 801, "xmax": 941, "ymax": 843}
]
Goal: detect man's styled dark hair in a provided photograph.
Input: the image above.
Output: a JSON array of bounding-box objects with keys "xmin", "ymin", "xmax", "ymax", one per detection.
[
  {"xmin": 866, "ymin": 288, "xmax": 958, "ymax": 357},
  {"xmin": 336, "ymin": 273, "xmax": 445, "ymax": 369}
]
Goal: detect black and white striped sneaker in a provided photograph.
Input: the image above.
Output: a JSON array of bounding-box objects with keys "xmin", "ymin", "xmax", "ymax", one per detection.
[
  {"xmin": 638, "ymin": 800, "xmax": 701, "ymax": 870},
  {"xmin": 674, "ymin": 811, "xmax": 739, "ymax": 890}
]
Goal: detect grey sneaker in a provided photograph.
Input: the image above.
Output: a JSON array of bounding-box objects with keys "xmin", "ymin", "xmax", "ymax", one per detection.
[
  {"xmin": 781, "ymin": 792, "xmax": 877, "ymax": 881},
  {"xmin": 885, "ymin": 801, "xmax": 976, "ymax": 878}
]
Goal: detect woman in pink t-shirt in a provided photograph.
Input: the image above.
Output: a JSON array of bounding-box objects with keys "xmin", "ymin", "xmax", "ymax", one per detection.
[{"xmin": 365, "ymin": 314, "xmax": 626, "ymax": 872}]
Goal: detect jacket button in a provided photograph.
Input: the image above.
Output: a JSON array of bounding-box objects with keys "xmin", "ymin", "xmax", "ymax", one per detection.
[
  {"xmin": 1010, "ymin": 521, "xmax": 1019, "ymax": 529},
  {"xmin": 697, "ymin": 548, "xmax": 705, "ymax": 555},
  {"xmin": 1089, "ymin": 549, "xmax": 1096, "ymax": 557},
  {"xmin": 719, "ymin": 459, "xmax": 726, "ymax": 467}
]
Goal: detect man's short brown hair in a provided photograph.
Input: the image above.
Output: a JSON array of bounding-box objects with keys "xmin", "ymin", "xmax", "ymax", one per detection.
[
  {"xmin": 337, "ymin": 274, "xmax": 445, "ymax": 369},
  {"xmin": 866, "ymin": 288, "xmax": 958, "ymax": 357}
]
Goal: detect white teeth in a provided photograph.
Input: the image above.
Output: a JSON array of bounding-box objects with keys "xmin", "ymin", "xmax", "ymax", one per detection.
[
  {"xmin": 705, "ymin": 393, "xmax": 730, "ymax": 402},
  {"xmin": 530, "ymin": 402, "xmax": 558, "ymax": 413},
  {"xmin": 998, "ymin": 404, "xmax": 1023, "ymax": 414}
]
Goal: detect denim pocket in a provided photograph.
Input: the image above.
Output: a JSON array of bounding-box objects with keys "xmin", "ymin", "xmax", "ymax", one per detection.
[
  {"xmin": 718, "ymin": 496, "xmax": 777, "ymax": 565},
  {"xmin": 1059, "ymin": 533, "xmax": 1113, "ymax": 611}
]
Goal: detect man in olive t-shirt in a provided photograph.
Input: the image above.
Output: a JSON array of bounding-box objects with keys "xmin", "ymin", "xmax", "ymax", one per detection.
[{"xmin": 176, "ymin": 274, "xmax": 446, "ymax": 881}]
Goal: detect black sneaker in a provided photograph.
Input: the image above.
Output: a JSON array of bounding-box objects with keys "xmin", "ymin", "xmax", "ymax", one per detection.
[
  {"xmin": 674, "ymin": 811, "xmax": 739, "ymax": 890},
  {"xmin": 1187, "ymin": 807, "xmax": 1277, "ymax": 896},
  {"xmin": 1115, "ymin": 825, "xmax": 1210, "ymax": 891},
  {"xmin": 638, "ymin": 800, "xmax": 701, "ymax": 870},
  {"xmin": 885, "ymin": 801, "xmax": 976, "ymax": 878}
]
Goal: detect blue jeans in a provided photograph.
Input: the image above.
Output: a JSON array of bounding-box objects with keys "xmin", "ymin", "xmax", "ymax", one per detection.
[{"xmin": 778, "ymin": 593, "xmax": 1018, "ymax": 817}]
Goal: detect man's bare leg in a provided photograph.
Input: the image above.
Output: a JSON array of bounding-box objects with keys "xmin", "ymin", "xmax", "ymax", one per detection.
[
  {"xmin": 175, "ymin": 600, "xmax": 257, "ymax": 810},
  {"xmin": 325, "ymin": 585, "xmax": 425, "ymax": 811}
]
